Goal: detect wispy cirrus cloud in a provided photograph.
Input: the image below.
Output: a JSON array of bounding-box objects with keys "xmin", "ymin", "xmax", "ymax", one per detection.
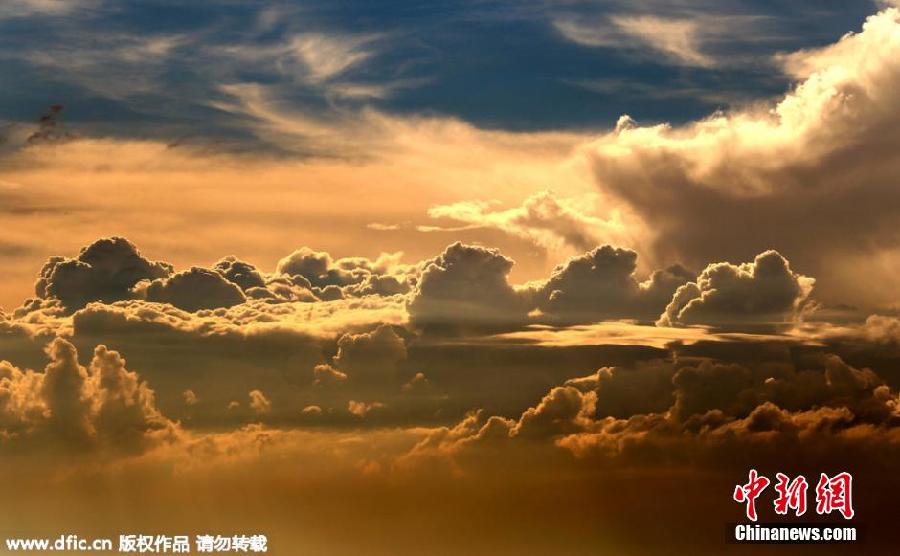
[
  {"xmin": 553, "ymin": 13, "xmax": 764, "ymax": 68},
  {"xmin": 24, "ymin": 34, "xmax": 186, "ymax": 100},
  {"xmin": 0, "ymin": 0, "xmax": 98, "ymax": 19},
  {"xmin": 289, "ymin": 33, "xmax": 376, "ymax": 82}
]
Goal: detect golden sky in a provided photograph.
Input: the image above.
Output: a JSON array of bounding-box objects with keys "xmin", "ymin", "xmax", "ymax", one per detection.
[{"xmin": 2, "ymin": 3, "xmax": 900, "ymax": 555}]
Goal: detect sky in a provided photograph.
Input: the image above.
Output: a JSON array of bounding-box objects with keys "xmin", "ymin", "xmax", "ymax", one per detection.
[{"xmin": 2, "ymin": 1, "xmax": 900, "ymax": 555}]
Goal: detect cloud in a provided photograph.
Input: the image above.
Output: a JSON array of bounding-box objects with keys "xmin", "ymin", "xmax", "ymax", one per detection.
[
  {"xmin": 611, "ymin": 16, "xmax": 714, "ymax": 67},
  {"xmin": 401, "ymin": 371, "xmax": 431, "ymax": 393},
  {"xmin": 22, "ymin": 33, "xmax": 186, "ymax": 101},
  {"xmin": 288, "ymin": 33, "xmax": 377, "ymax": 83},
  {"xmin": 276, "ymin": 246, "xmax": 411, "ymax": 298},
  {"xmin": 21, "ymin": 237, "xmax": 818, "ymax": 337},
  {"xmin": 425, "ymin": 190, "xmax": 631, "ymax": 256},
  {"xmin": 0, "ymin": 106, "xmax": 589, "ymax": 314},
  {"xmin": 859, "ymin": 315, "xmax": 900, "ymax": 345},
  {"xmin": 72, "ymin": 293, "xmax": 407, "ymax": 341},
  {"xmin": 0, "ymin": 0, "xmax": 96, "ymax": 18},
  {"xmin": 513, "ymin": 385, "xmax": 595, "ymax": 439},
  {"xmin": 301, "ymin": 404, "xmax": 322, "ymax": 416},
  {"xmin": 275, "ymin": 248, "xmax": 349, "ymax": 287},
  {"xmin": 332, "ymin": 324, "xmax": 406, "ymax": 384},
  {"xmin": 584, "ymin": 8, "xmax": 900, "ymax": 310},
  {"xmin": 553, "ymin": 13, "xmax": 746, "ymax": 67},
  {"xmin": 248, "ymin": 389, "xmax": 271, "ymax": 414},
  {"xmin": 578, "ymin": 362, "xmax": 675, "ymax": 419},
  {"xmin": 143, "ymin": 267, "xmax": 247, "ymax": 312},
  {"xmin": 35, "ymin": 237, "xmax": 173, "ymax": 311},
  {"xmin": 213, "ymin": 256, "xmax": 267, "ymax": 291},
  {"xmin": 9, "ymin": 4, "xmax": 900, "ymax": 550},
  {"xmin": 183, "ymin": 389, "xmax": 198, "ymax": 406},
  {"xmin": 348, "ymin": 399, "xmax": 386, "ymax": 418},
  {"xmin": 312, "ymin": 364, "xmax": 348, "ymax": 388},
  {"xmin": 56, "ymin": 292, "xmax": 412, "ymax": 427},
  {"xmin": 533, "ymin": 245, "xmax": 693, "ymax": 324},
  {"xmin": 658, "ymin": 250, "xmax": 814, "ymax": 328},
  {"xmin": 403, "ymin": 350, "xmax": 900, "ymax": 472},
  {"xmin": 407, "ymin": 242, "xmax": 528, "ymax": 333},
  {"xmin": 366, "ymin": 222, "xmax": 401, "ymax": 231},
  {"xmin": 1, "ymin": 337, "xmax": 177, "ymax": 453},
  {"xmin": 494, "ymin": 320, "xmax": 715, "ymax": 349},
  {"xmin": 90, "ymin": 342, "xmax": 178, "ymax": 451},
  {"xmin": 29, "ymin": 237, "xmax": 404, "ymax": 313},
  {"xmin": 8, "ymin": 236, "xmax": 896, "ymax": 444}
]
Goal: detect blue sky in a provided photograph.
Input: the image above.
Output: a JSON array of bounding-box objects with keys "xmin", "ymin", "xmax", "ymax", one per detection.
[{"xmin": 0, "ymin": 0, "xmax": 881, "ymax": 150}]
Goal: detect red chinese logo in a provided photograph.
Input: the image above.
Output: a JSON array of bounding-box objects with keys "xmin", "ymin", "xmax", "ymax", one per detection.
[
  {"xmin": 815, "ymin": 472, "xmax": 854, "ymax": 519},
  {"xmin": 773, "ymin": 473, "xmax": 808, "ymax": 517},
  {"xmin": 733, "ymin": 469, "xmax": 770, "ymax": 522},
  {"xmin": 733, "ymin": 471, "xmax": 854, "ymax": 521}
]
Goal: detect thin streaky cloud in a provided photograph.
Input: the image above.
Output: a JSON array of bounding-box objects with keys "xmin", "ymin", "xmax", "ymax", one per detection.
[{"xmin": 553, "ymin": 12, "xmax": 767, "ymax": 68}]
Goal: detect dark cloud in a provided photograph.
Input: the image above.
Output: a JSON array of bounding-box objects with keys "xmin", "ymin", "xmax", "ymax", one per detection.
[
  {"xmin": 41, "ymin": 337, "xmax": 94, "ymax": 446},
  {"xmin": 403, "ymin": 349, "xmax": 900, "ymax": 473},
  {"xmin": 23, "ymin": 238, "xmax": 821, "ymax": 338},
  {"xmin": 333, "ymin": 324, "xmax": 406, "ymax": 384},
  {"xmin": 570, "ymin": 361, "xmax": 675, "ymax": 419},
  {"xmin": 59, "ymin": 296, "xmax": 443, "ymax": 429},
  {"xmin": 277, "ymin": 247, "xmax": 350, "ymax": 288},
  {"xmin": 256, "ymin": 276, "xmax": 318, "ymax": 303},
  {"xmin": 1, "ymin": 337, "xmax": 177, "ymax": 454},
  {"xmin": 658, "ymin": 250, "xmax": 814, "ymax": 328},
  {"xmin": 34, "ymin": 237, "xmax": 172, "ymax": 311},
  {"xmin": 213, "ymin": 256, "xmax": 267, "ymax": 291},
  {"xmin": 12, "ymin": 236, "xmax": 900, "ymax": 441},
  {"xmin": 344, "ymin": 273, "xmax": 410, "ymax": 297},
  {"xmin": 90, "ymin": 342, "xmax": 178, "ymax": 452},
  {"xmin": 857, "ymin": 315, "xmax": 900, "ymax": 346},
  {"xmin": 534, "ymin": 245, "xmax": 692, "ymax": 324},
  {"xmin": 513, "ymin": 385, "xmax": 592, "ymax": 439},
  {"xmin": 143, "ymin": 267, "xmax": 246, "ymax": 312},
  {"xmin": 408, "ymin": 242, "xmax": 528, "ymax": 333},
  {"xmin": 68, "ymin": 301, "xmax": 328, "ymax": 425},
  {"xmin": 276, "ymin": 247, "xmax": 412, "ymax": 299},
  {"xmin": 27, "ymin": 104, "xmax": 77, "ymax": 144}
]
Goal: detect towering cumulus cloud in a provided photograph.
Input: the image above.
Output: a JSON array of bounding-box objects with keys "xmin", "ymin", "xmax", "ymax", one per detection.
[
  {"xmin": 1, "ymin": 338, "xmax": 176, "ymax": 453},
  {"xmin": 35, "ymin": 237, "xmax": 172, "ymax": 311},
  {"xmin": 408, "ymin": 242, "xmax": 527, "ymax": 333},
  {"xmin": 658, "ymin": 250, "xmax": 814, "ymax": 328},
  {"xmin": 586, "ymin": 8, "xmax": 900, "ymax": 308},
  {"xmin": 535, "ymin": 245, "xmax": 692, "ymax": 324}
]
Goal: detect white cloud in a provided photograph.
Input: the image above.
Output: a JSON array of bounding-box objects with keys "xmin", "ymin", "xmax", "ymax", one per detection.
[
  {"xmin": 289, "ymin": 33, "xmax": 375, "ymax": 82},
  {"xmin": 22, "ymin": 34, "xmax": 185, "ymax": 100},
  {"xmin": 581, "ymin": 8, "xmax": 900, "ymax": 308},
  {"xmin": 425, "ymin": 190, "xmax": 632, "ymax": 256},
  {"xmin": 554, "ymin": 14, "xmax": 736, "ymax": 67},
  {"xmin": 611, "ymin": 16, "xmax": 713, "ymax": 67},
  {"xmin": 0, "ymin": 0, "xmax": 96, "ymax": 18}
]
